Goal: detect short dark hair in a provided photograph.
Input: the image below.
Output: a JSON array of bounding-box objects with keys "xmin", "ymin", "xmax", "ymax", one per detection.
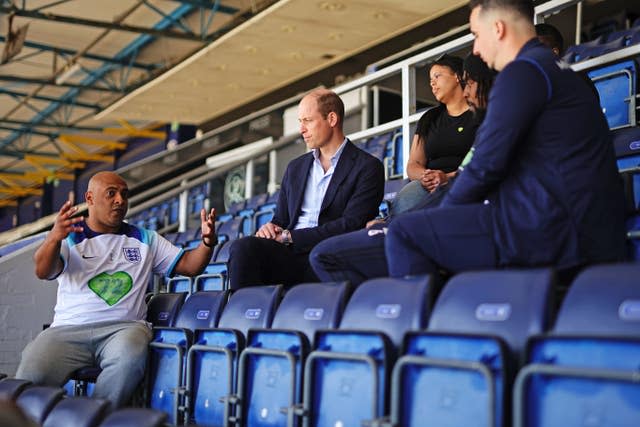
[
  {"xmin": 468, "ymin": 0, "xmax": 534, "ymax": 22},
  {"xmin": 427, "ymin": 53, "xmax": 464, "ymax": 82},
  {"xmin": 535, "ymin": 23, "xmax": 564, "ymax": 53},
  {"xmin": 463, "ymin": 53, "xmax": 497, "ymax": 110},
  {"xmin": 314, "ymin": 90, "xmax": 345, "ymax": 125}
]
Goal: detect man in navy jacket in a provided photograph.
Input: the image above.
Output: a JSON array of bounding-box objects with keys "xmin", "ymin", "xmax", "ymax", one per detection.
[
  {"xmin": 386, "ymin": 0, "xmax": 626, "ymax": 278},
  {"xmin": 229, "ymin": 89, "xmax": 384, "ymax": 289}
]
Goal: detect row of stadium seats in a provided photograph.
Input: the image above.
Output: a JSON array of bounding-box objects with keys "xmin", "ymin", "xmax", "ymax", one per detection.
[
  {"xmin": 563, "ymin": 20, "xmax": 640, "ymax": 64},
  {"xmin": 0, "ymin": 380, "xmax": 167, "ymax": 427},
  {"xmin": 128, "ymin": 129, "xmax": 406, "ymax": 235},
  {"xmin": 141, "ymin": 263, "xmax": 638, "ymax": 427}
]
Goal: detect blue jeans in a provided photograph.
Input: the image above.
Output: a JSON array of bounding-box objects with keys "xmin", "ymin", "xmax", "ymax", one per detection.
[{"xmin": 15, "ymin": 321, "xmax": 152, "ymax": 408}]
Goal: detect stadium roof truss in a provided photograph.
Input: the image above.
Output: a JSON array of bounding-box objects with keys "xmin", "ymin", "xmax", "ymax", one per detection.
[{"xmin": 0, "ymin": 0, "xmax": 467, "ymax": 207}]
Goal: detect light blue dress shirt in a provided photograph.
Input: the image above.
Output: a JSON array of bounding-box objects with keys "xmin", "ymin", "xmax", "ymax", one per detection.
[{"xmin": 294, "ymin": 138, "xmax": 348, "ymax": 230}]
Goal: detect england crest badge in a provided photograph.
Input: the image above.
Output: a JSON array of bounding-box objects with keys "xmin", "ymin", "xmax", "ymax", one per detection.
[{"xmin": 123, "ymin": 247, "xmax": 142, "ymax": 263}]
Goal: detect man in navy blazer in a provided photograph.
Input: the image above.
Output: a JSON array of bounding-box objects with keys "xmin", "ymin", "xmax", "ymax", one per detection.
[
  {"xmin": 385, "ymin": 0, "xmax": 627, "ymax": 279},
  {"xmin": 229, "ymin": 89, "xmax": 384, "ymax": 289}
]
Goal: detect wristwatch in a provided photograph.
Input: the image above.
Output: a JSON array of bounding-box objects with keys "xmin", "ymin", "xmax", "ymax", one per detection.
[{"xmin": 281, "ymin": 229, "xmax": 292, "ymax": 246}]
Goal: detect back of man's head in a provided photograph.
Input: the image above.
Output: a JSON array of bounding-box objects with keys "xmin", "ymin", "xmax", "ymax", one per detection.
[
  {"xmin": 535, "ymin": 23, "xmax": 564, "ymax": 55},
  {"xmin": 468, "ymin": 0, "xmax": 534, "ymax": 22}
]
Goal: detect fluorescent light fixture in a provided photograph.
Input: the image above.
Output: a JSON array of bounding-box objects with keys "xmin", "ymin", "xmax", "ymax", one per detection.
[{"xmin": 55, "ymin": 62, "xmax": 81, "ymax": 85}]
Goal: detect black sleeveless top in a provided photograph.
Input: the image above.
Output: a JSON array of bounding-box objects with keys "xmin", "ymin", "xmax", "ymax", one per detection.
[{"xmin": 414, "ymin": 106, "xmax": 478, "ymax": 173}]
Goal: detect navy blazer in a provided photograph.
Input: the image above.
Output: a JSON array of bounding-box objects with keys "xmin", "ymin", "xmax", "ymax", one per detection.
[
  {"xmin": 444, "ymin": 39, "xmax": 627, "ymax": 268},
  {"xmin": 272, "ymin": 140, "xmax": 385, "ymax": 254}
]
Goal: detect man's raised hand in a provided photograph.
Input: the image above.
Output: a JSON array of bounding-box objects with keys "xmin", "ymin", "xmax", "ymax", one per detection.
[{"xmin": 50, "ymin": 200, "xmax": 84, "ymax": 242}]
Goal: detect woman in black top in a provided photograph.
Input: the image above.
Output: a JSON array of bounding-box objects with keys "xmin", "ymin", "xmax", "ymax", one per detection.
[{"xmin": 393, "ymin": 54, "xmax": 479, "ymax": 214}]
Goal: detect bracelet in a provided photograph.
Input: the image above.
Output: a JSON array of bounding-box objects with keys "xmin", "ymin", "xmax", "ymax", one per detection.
[{"xmin": 202, "ymin": 236, "xmax": 218, "ymax": 248}]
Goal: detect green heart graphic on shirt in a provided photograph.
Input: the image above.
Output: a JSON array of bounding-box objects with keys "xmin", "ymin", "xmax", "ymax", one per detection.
[{"xmin": 88, "ymin": 271, "xmax": 133, "ymax": 306}]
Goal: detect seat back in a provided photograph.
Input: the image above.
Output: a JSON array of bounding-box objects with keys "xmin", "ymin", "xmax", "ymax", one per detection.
[
  {"xmin": 99, "ymin": 408, "xmax": 168, "ymax": 427},
  {"xmin": 166, "ymin": 276, "xmax": 191, "ymax": 293},
  {"xmin": 588, "ymin": 59, "xmax": 637, "ymax": 129},
  {"xmin": 217, "ymin": 285, "xmax": 283, "ymax": 336},
  {"xmin": 0, "ymin": 378, "xmax": 32, "ymax": 400},
  {"xmin": 187, "ymin": 285, "xmax": 283, "ymax": 426},
  {"xmin": 515, "ymin": 264, "xmax": 640, "ymax": 427},
  {"xmin": 218, "ymin": 216, "xmax": 245, "ymax": 242},
  {"xmin": 306, "ymin": 276, "xmax": 432, "ymax": 427},
  {"xmin": 175, "ymin": 291, "xmax": 229, "ymax": 330},
  {"xmin": 15, "ymin": 386, "xmax": 64, "ymax": 424},
  {"xmin": 428, "ymin": 269, "xmax": 555, "ymax": 360},
  {"xmin": 147, "ymin": 291, "xmax": 229, "ymax": 421},
  {"xmin": 146, "ymin": 292, "xmax": 186, "ymax": 327},
  {"xmin": 238, "ymin": 282, "xmax": 351, "ymax": 427},
  {"xmin": 42, "ymin": 397, "xmax": 109, "ymax": 427},
  {"xmin": 214, "ymin": 241, "xmax": 232, "ymax": 263},
  {"xmin": 394, "ymin": 269, "xmax": 554, "ymax": 427},
  {"xmin": 338, "ymin": 275, "xmax": 433, "ymax": 348},
  {"xmin": 562, "ymin": 36, "xmax": 603, "ymax": 63},
  {"xmin": 554, "ymin": 264, "xmax": 640, "ymax": 337},
  {"xmin": 270, "ymin": 281, "xmax": 350, "ymax": 343}
]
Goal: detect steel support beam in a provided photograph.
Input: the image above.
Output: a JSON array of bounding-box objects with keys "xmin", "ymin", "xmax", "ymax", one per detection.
[
  {"xmin": 0, "ymin": 6, "xmax": 211, "ymax": 42},
  {"xmin": 0, "ymin": 118, "xmax": 103, "ymax": 131},
  {"xmin": 0, "ymin": 88, "xmax": 100, "ymax": 110},
  {"xmin": 0, "ymin": 75, "xmax": 118, "ymax": 92},
  {"xmin": 0, "ymin": 35, "xmax": 157, "ymax": 70},
  {"xmin": 168, "ymin": 0, "xmax": 237, "ymax": 13}
]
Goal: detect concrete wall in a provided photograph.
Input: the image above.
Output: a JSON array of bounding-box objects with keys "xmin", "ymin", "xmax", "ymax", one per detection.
[{"xmin": 0, "ymin": 241, "xmax": 57, "ymax": 376}]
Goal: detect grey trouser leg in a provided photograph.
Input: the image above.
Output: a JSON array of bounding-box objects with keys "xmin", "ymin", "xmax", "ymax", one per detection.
[
  {"xmin": 92, "ymin": 322, "xmax": 152, "ymax": 408},
  {"xmin": 16, "ymin": 321, "xmax": 152, "ymax": 408},
  {"xmin": 16, "ymin": 324, "xmax": 94, "ymax": 386}
]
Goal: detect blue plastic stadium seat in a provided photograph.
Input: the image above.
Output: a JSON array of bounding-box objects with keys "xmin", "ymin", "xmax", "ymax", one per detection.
[
  {"xmin": 174, "ymin": 228, "xmax": 198, "ymax": 247},
  {"xmin": 237, "ymin": 193, "xmax": 269, "ymax": 236},
  {"xmin": 42, "ymin": 396, "xmax": 109, "ymax": 427},
  {"xmin": 0, "ymin": 378, "xmax": 32, "ymax": 400},
  {"xmin": 365, "ymin": 132, "xmax": 393, "ymax": 161},
  {"xmin": 185, "ymin": 285, "xmax": 283, "ymax": 427},
  {"xmin": 147, "ymin": 290, "xmax": 229, "ymax": 424},
  {"xmin": 233, "ymin": 281, "xmax": 351, "ymax": 427},
  {"xmin": 147, "ymin": 292, "xmax": 187, "ymax": 327},
  {"xmin": 193, "ymin": 241, "xmax": 232, "ymax": 292},
  {"xmin": 15, "ymin": 386, "xmax": 64, "ymax": 424},
  {"xmin": 588, "ymin": 59, "xmax": 637, "ymax": 129},
  {"xmin": 217, "ymin": 216, "xmax": 245, "ymax": 243},
  {"xmin": 613, "ymin": 127, "xmax": 640, "ymax": 212},
  {"xmin": 298, "ymin": 276, "xmax": 433, "ymax": 427},
  {"xmin": 562, "ymin": 36, "xmax": 604, "ymax": 63},
  {"xmin": 166, "ymin": 276, "xmax": 191, "ymax": 293},
  {"xmin": 390, "ymin": 269, "xmax": 554, "ymax": 427},
  {"xmin": 243, "ymin": 193, "xmax": 269, "ymax": 211},
  {"xmin": 189, "ymin": 186, "xmax": 207, "ymax": 214},
  {"xmin": 605, "ymin": 27, "xmax": 640, "ymax": 46},
  {"xmin": 514, "ymin": 264, "xmax": 640, "ymax": 427},
  {"xmin": 384, "ymin": 130, "xmax": 404, "ymax": 178},
  {"xmin": 99, "ymin": 408, "xmax": 168, "ymax": 427}
]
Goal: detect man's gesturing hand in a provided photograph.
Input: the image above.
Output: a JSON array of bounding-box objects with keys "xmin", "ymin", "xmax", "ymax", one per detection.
[{"xmin": 50, "ymin": 200, "xmax": 84, "ymax": 242}]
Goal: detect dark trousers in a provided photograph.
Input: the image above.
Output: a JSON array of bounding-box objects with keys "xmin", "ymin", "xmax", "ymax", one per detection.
[
  {"xmin": 228, "ymin": 236, "xmax": 318, "ymax": 290},
  {"xmin": 309, "ymin": 223, "xmax": 388, "ymax": 286},
  {"xmin": 309, "ymin": 184, "xmax": 454, "ymax": 286},
  {"xmin": 385, "ymin": 203, "xmax": 497, "ymax": 277}
]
